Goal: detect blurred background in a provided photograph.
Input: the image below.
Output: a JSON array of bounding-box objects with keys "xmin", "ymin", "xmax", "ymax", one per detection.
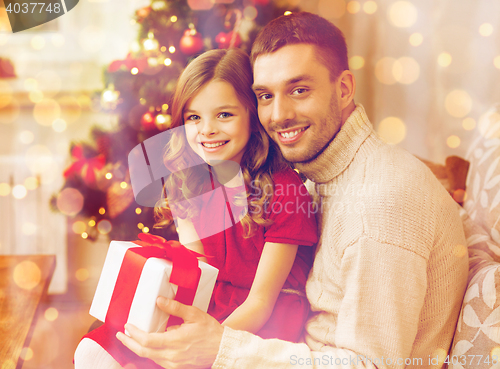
[{"xmin": 0, "ymin": 0, "xmax": 499, "ymax": 367}]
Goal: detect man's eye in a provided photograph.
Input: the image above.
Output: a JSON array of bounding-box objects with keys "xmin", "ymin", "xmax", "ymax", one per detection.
[
  {"xmin": 292, "ymin": 88, "xmax": 307, "ymax": 95},
  {"xmin": 218, "ymin": 112, "xmax": 233, "ymax": 119},
  {"xmin": 259, "ymin": 93, "xmax": 272, "ymax": 101}
]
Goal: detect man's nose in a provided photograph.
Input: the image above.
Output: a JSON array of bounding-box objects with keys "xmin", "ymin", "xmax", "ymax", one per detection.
[{"xmin": 271, "ymin": 95, "xmax": 295, "ymax": 125}]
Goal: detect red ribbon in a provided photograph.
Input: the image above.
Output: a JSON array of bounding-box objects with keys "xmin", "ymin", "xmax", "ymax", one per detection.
[
  {"xmin": 105, "ymin": 234, "xmax": 204, "ymax": 330},
  {"xmin": 63, "ymin": 145, "xmax": 105, "ymax": 185}
]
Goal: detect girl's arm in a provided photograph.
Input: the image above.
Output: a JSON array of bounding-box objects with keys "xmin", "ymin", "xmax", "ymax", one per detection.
[
  {"xmin": 176, "ymin": 217, "xmax": 207, "ymax": 263},
  {"xmin": 221, "ymin": 242, "xmax": 299, "ymax": 333}
]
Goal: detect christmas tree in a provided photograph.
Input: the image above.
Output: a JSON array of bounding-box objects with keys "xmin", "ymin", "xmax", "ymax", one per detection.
[{"xmin": 52, "ymin": 0, "xmax": 297, "ymax": 242}]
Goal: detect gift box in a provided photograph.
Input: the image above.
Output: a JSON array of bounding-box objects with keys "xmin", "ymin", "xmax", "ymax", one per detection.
[{"xmin": 89, "ymin": 237, "xmax": 218, "ymax": 334}]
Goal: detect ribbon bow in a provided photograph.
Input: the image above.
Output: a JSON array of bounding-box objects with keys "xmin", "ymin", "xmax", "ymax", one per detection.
[{"xmin": 63, "ymin": 145, "xmax": 105, "ymax": 186}]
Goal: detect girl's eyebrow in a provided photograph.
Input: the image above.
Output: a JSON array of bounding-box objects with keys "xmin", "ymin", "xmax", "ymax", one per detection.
[{"xmin": 185, "ymin": 105, "xmax": 239, "ymax": 114}]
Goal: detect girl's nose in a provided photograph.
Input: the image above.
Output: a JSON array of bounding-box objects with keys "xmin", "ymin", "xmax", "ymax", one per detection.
[{"xmin": 199, "ymin": 119, "xmax": 218, "ymax": 136}]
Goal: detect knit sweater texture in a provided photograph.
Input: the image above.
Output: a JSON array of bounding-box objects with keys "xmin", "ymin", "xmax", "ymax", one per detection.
[{"xmin": 212, "ymin": 105, "xmax": 468, "ymax": 369}]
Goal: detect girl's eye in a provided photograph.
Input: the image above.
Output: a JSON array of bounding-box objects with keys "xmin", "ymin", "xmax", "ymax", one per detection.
[
  {"xmin": 218, "ymin": 112, "xmax": 233, "ymax": 119},
  {"xmin": 185, "ymin": 115, "xmax": 200, "ymax": 123}
]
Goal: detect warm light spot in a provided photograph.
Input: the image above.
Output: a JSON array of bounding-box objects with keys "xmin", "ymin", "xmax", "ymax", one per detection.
[
  {"xmin": 377, "ymin": 117, "xmax": 406, "ymax": 144},
  {"xmin": 162, "ymin": 104, "xmax": 169, "ymax": 111},
  {"xmin": 22, "ymin": 223, "xmax": 37, "ymax": 236},
  {"xmin": 388, "ymin": 1, "xmax": 417, "ymax": 28},
  {"xmin": 432, "ymin": 348, "xmax": 447, "ymax": 365},
  {"xmin": 494, "ymin": 56, "xmax": 500, "ymax": 69},
  {"xmin": 99, "ymin": 207, "xmax": 106, "ymax": 215},
  {"xmin": 243, "ymin": 6, "xmax": 258, "ymax": 20},
  {"xmin": 97, "ymin": 219, "xmax": 112, "ymax": 234},
  {"xmin": 392, "ymin": 57, "xmax": 420, "ymax": 84},
  {"xmin": 143, "ymin": 227, "xmax": 150, "ymax": 233},
  {"xmin": 44, "ymin": 307, "xmax": 59, "ymax": 321},
  {"xmin": 318, "ymin": 0, "xmax": 345, "ymax": 19},
  {"xmin": 437, "ymin": 52, "xmax": 452, "ymax": 67},
  {"xmin": 1, "ymin": 359, "xmax": 15, "ymax": 369},
  {"xmin": 349, "ymin": 56, "xmax": 365, "ymax": 70},
  {"xmin": 131, "ymin": 67, "xmax": 139, "ymax": 75},
  {"xmin": 0, "ymin": 97, "xmax": 20, "ymax": 124},
  {"xmin": 363, "ymin": 1, "xmax": 377, "ymax": 14},
  {"xmin": 170, "ymin": 15, "xmax": 178, "ymax": 22},
  {"xmin": 81, "ymin": 232, "xmax": 89, "ymax": 239},
  {"xmin": 72, "ymin": 221, "xmax": 87, "ymax": 234},
  {"xmin": 52, "ymin": 118, "xmax": 67, "ymax": 132},
  {"xmin": 164, "ymin": 58, "xmax": 172, "ymax": 66},
  {"xmin": 479, "ymin": 23, "xmax": 493, "ymax": 37},
  {"xmin": 168, "ymin": 46, "xmax": 176, "ymax": 53},
  {"xmin": 12, "ymin": 185, "xmax": 27, "ymax": 199},
  {"xmin": 0, "ymin": 81, "xmax": 13, "ymax": 110},
  {"xmin": 135, "ymin": 208, "xmax": 142, "ymax": 214},
  {"xmin": 88, "ymin": 219, "xmax": 96, "ymax": 227},
  {"xmin": 284, "ymin": 11, "xmax": 292, "ymax": 15},
  {"xmin": 34, "ymin": 98, "xmax": 61, "ymax": 127},
  {"xmin": 137, "ymin": 223, "xmax": 144, "ymax": 229},
  {"xmin": 447, "ymin": 135, "xmax": 461, "ymax": 148},
  {"xmin": 453, "ymin": 244, "xmax": 467, "ymax": 257},
  {"xmin": 19, "ymin": 130, "xmax": 35, "ymax": 145},
  {"xmin": 0, "ymin": 183, "xmax": 11, "ymax": 196},
  {"xmin": 56, "ymin": 188, "xmax": 84, "ymax": 216},
  {"xmin": 13, "ymin": 261, "xmax": 41, "ymax": 290},
  {"xmin": 462, "ymin": 117, "xmax": 476, "ymax": 130},
  {"xmin": 346, "ymin": 1, "xmax": 360, "ymax": 13},
  {"xmin": 24, "ymin": 78, "xmax": 38, "ymax": 91},
  {"xmin": 375, "ymin": 57, "xmax": 397, "ymax": 85},
  {"xmin": 409, "ymin": 33, "xmax": 423, "ymax": 46},
  {"xmin": 24, "ymin": 177, "xmax": 39, "ymax": 190},
  {"xmin": 491, "ymin": 346, "xmax": 500, "ymax": 359},
  {"xmin": 120, "ymin": 182, "xmax": 128, "ymax": 189},
  {"xmin": 445, "ymin": 90, "xmax": 472, "ymax": 118},
  {"xmin": 31, "ymin": 35, "xmax": 46, "ymax": 50},
  {"xmin": 20, "ymin": 347, "xmax": 34, "ymax": 361},
  {"xmin": 75, "ymin": 268, "xmax": 90, "ymax": 282},
  {"xmin": 29, "ymin": 90, "xmax": 44, "ymax": 104},
  {"xmin": 105, "ymin": 172, "xmax": 113, "ymax": 180}
]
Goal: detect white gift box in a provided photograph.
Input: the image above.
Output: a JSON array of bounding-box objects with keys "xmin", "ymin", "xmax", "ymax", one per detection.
[{"xmin": 89, "ymin": 240, "xmax": 218, "ymax": 333}]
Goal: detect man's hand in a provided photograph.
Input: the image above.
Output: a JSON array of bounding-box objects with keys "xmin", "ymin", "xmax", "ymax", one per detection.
[{"xmin": 116, "ymin": 296, "xmax": 224, "ymax": 369}]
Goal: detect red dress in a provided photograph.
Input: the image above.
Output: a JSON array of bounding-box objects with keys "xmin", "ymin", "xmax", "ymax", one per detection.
[{"xmin": 83, "ymin": 167, "xmax": 317, "ymax": 367}]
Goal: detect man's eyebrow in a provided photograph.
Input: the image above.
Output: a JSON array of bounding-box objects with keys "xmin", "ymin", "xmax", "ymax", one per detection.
[{"xmin": 252, "ymin": 75, "xmax": 315, "ymax": 91}]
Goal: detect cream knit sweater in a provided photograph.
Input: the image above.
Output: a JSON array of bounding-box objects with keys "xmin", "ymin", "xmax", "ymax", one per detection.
[{"xmin": 213, "ymin": 105, "xmax": 468, "ymax": 369}]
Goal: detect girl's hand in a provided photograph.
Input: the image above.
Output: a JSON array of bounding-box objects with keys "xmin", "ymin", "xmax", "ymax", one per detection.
[{"xmin": 116, "ymin": 297, "xmax": 223, "ymax": 369}]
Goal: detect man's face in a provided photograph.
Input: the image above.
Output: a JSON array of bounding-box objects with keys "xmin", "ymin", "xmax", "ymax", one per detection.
[{"xmin": 252, "ymin": 44, "xmax": 342, "ymax": 164}]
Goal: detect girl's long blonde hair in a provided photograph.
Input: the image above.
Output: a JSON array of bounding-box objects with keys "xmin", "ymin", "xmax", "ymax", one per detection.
[{"xmin": 154, "ymin": 48, "xmax": 286, "ymax": 237}]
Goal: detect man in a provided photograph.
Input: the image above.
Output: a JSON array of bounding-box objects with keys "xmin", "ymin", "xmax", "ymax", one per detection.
[{"xmin": 117, "ymin": 12, "xmax": 468, "ymax": 368}]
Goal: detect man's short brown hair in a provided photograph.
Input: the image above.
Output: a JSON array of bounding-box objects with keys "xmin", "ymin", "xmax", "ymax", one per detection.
[{"xmin": 250, "ymin": 12, "xmax": 349, "ymax": 80}]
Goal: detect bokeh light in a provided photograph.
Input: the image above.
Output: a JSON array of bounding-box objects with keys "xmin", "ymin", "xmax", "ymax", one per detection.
[
  {"xmin": 31, "ymin": 35, "xmax": 46, "ymax": 50},
  {"xmin": 170, "ymin": 15, "xmax": 178, "ymax": 22},
  {"xmin": 349, "ymin": 56, "xmax": 365, "ymax": 70},
  {"xmin": 99, "ymin": 207, "xmax": 106, "ymax": 215},
  {"xmin": 105, "ymin": 172, "xmax": 113, "ymax": 180},
  {"xmin": 388, "ymin": 1, "xmax": 417, "ymax": 28},
  {"xmin": 76, "ymin": 268, "xmax": 90, "ymax": 282},
  {"xmin": 24, "ymin": 78, "xmax": 38, "ymax": 91},
  {"xmin": 97, "ymin": 219, "xmax": 112, "ymax": 234},
  {"xmin": 88, "ymin": 219, "xmax": 96, "ymax": 227},
  {"xmin": 392, "ymin": 57, "xmax": 420, "ymax": 84},
  {"xmin": 33, "ymin": 98, "xmax": 61, "ymax": 126},
  {"xmin": 318, "ymin": 0, "xmax": 346, "ymax": 19},
  {"xmin": 2, "ymin": 359, "xmax": 15, "ymax": 369},
  {"xmin": 0, "ymin": 97, "xmax": 20, "ymax": 125},
  {"xmin": 20, "ymin": 347, "xmax": 34, "ymax": 361},
  {"xmin": 409, "ymin": 33, "xmax": 423, "ymax": 46},
  {"xmin": 462, "ymin": 117, "xmax": 476, "ymax": 130},
  {"xmin": 19, "ymin": 130, "xmax": 35, "ymax": 144},
  {"xmin": 72, "ymin": 220, "xmax": 87, "ymax": 234},
  {"xmin": 494, "ymin": 56, "xmax": 500, "ymax": 69},
  {"xmin": 432, "ymin": 348, "xmax": 447, "ymax": 366},
  {"xmin": 52, "ymin": 118, "xmax": 67, "ymax": 132},
  {"xmin": 56, "ymin": 188, "xmax": 84, "ymax": 216},
  {"xmin": 22, "ymin": 222, "xmax": 37, "ymax": 236},
  {"xmin": 187, "ymin": 0, "xmax": 214, "ymax": 10},
  {"xmin": 0, "ymin": 183, "xmax": 10, "ymax": 197},
  {"xmin": 12, "ymin": 185, "xmax": 27, "ymax": 199},
  {"xmin": 135, "ymin": 207, "xmax": 142, "ymax": 214},
  {"xmin": 447, "ymin": 135, "xmax": 461, "ymax": 148},
  {"xmin": 168, "ymin": 46, "xmax": 176, "ymax": 53},
  {"xmin": 0, "ymin": 81, "xmax": 13, "ymax": 109},
  {"xmin": 36, "ymin": 70, "xmax": 61, "ymax": 97},
  {"xmin": 375, "ymin": 57, "xmax": 397, "ymax": 85},
  {"xmin": 346, "ymin": 1, "xmax": 360, "ymax": 13},
  {"xmin": 24, "ymin": 177, "xmax": 39, "ymax": 190},
  {"xmin": 120, "ymin": 181, "xmax": 128, "ymax": 189},
  {"xmin": 491, "ymin": 347, "xmax": 500, "ymax": 360},
  {"xmin": 453, "ymin": 244, "xmax": 467, "ymax": 257},
  {"xmin": 479, "ymin": 23, "xmax": 493, "ymax": 37},
  {"xmin": 81, "ymin": 232, "xmax": 89, "ymax": 239},
  {"xmin": 363, "ymin": 1, "xmax": 377, "ymax": 14},
  {"xmin": 131, "ymin": 67, "xmax": 139, "ymax": 75},
  {"xmin": 44, "ymin": 307, "xmax": 59, "ymax": 322},
  {"xmin": 29, "ymin": 90, "xmax": 44, "ymax": 104},
  {"xmin": 137, "ymin": 223, "xmax": 144, "ymax": 229},
  {"xmin": 377, "ymin": 117, "xmax": 406, "ymax": 144},
  {"xmin": 13, "ymin": 260, "xmax": 41, "ymax": 290},
  {"xmin": 143, "ymin": 227, "xmax": 150, "ymax": 233},
  {"xmin": 437, "ymin": 52, "xmax": 452, "ymax": 67},
  {"xmin": 243, "ymin": 6, "xmax": 258, "ymax": 20},
  {"xmin": 164, "ymin": 58, "xmax": 172, "ymax": 66},
  {"xmin": 445, "ymin": 90, "xmax": 472, "ymax": 118}
]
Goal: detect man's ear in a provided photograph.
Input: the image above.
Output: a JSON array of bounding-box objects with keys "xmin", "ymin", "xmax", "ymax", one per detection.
[{"xmin": 336, "ymin": 70, "xmax": 356, "ymax": 110}]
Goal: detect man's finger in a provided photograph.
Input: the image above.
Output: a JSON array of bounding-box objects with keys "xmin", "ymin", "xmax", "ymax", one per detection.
[
  {"xmin": 124, "ymin": 323, "xmax": 167, "ymax": 348},
  {"xmin": 157, "ymin": 297, "xmax": 202, "ymax": 323}
]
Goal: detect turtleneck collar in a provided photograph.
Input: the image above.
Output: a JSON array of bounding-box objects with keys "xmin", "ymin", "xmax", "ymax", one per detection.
[{"xmin": 294, "ymin": 104, "xmax": 373, "ymax": 183}]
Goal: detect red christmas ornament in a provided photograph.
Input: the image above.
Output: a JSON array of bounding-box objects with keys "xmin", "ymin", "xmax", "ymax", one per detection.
[
  {"xmin": 215, "ymin": 31, "xmax": 241, "ymax": 49},
  {"xmin": 136, "ymin": 6, "xmax": 151, "ymax": 21},
  {"xmin": 179, "ymin": 30, "xmax": 204, "ymax": 55},
  {"xmin": 141, "ymin": 112, "xmax": 156, "ymax": 130}
]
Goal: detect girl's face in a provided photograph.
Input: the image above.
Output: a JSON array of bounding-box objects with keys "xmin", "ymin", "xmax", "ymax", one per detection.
[{"xmin": 184, "ymin": 80, "xmax": 252, "ymax": 165}]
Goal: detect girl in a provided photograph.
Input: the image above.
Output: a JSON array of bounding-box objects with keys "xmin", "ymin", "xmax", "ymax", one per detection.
[{"xmin": 75, "ymin": 48, "xmax": 317, "ymax": 368}]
